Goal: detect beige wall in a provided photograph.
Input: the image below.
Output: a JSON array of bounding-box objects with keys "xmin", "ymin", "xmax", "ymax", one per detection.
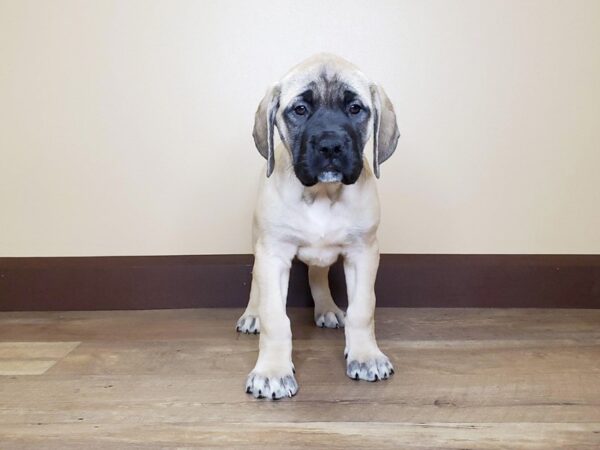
[{"xmin": 1, "ymin": 0, "xmax": 599, "ymax": 256}]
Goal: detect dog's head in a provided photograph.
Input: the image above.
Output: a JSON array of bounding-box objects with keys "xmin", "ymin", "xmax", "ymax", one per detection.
[{"xmin": 253, "ymin": 54, "xmax": 400, "ymax": 186}]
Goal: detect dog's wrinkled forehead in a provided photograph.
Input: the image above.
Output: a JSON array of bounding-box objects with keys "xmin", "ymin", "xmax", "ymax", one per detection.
[{"xmin": 278, "ymin": 55, "xmax": 373, "ymax": 109}]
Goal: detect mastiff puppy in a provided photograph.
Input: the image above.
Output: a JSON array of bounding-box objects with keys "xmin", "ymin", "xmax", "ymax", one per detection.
[{"xmin": 236, "ymin": 54, "xmax": 400, "ymax": 399}]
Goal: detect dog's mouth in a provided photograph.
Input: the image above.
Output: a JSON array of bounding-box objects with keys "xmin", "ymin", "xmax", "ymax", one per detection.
[{"xmin": 317, "ymin": 170, "xmax": 343, "ymax": 183}]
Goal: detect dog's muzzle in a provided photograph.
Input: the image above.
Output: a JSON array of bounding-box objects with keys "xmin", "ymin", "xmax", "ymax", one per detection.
[{"xmin": 311, "ymin": 131, "xmax": 350, "ymax": 183}]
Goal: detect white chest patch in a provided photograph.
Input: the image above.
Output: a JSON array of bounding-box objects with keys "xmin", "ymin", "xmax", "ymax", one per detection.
[{"xmin": 294, "ymin": 195, "xmax": 355, "ymax": 267}]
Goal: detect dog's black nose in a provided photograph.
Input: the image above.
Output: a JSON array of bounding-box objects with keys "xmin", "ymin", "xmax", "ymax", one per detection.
[{"xmin": 314, "ymin": 132, "xmax": 346, "ymax": 158}]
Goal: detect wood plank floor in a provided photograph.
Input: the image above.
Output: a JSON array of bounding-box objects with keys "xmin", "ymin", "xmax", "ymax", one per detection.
[{"xmin": 0, "ymin": 308, "xmax": 599, "ymax": 449}]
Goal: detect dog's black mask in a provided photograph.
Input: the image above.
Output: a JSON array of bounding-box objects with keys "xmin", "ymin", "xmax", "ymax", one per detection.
[{"xmin": 281, "ymin": 81, "xmax": 370, "ymax": 187}]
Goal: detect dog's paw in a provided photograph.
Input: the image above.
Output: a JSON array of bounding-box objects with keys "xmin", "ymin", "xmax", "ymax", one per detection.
[
  {"xmin": 235, "ymin": 314, "xmax": 260, "ymax": 334},
  {"xmin": 314, "ymin": 309, "xmax": 345, "ymax": 329},
  {"xmin": 346, "ymin": 352, "xmax": 394, "ymax": 382},
  {"xmin": 245, "ymin": 371, "xmax": 298, "ymax": 400}
]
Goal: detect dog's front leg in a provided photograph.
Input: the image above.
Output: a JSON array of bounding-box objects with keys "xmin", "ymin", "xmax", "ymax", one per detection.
[
  {"xmin": 343, "ymin": 240, "xmax": 394, "ymax": 381},
  {"xmin": 245, "ymin": 241, "xmax": 298, "ymax": 399}
]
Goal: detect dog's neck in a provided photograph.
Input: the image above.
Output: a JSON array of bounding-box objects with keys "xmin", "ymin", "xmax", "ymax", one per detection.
[{"xmin": 301, "ymin": 182, "xmax": 343, "ymax": 205}]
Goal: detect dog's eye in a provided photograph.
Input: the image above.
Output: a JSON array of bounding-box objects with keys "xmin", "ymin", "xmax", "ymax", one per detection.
[
  {"xmin": 348, "ymin": 104, "xmax": 362, "ymax": 115},
  {"xmin": 294, "ymin": 105, "xmax": 308, "ymax": 116}
]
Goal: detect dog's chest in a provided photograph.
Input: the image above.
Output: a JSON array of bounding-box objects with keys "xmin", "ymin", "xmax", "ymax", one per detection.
[{"xmin": 294, "ymin": 196, "xmax": 358, "ymax": 267}]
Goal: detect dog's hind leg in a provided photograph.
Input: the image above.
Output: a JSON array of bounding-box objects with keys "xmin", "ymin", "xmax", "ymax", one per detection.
[
  {"xmin": 236, "ymin": 275, "xmax": 260, "ymax": 334},
  {"xmin": 308, "ymin": 265, "xmax": 345, "ymax": 328}
]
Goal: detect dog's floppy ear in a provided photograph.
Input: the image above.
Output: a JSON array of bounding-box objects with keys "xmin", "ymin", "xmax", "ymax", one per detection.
[
  {"xmin": 253, "ymin": 83, "xmax": 281, "ymax": 177},
  {"xmin": 370, "ymin": 84, "xmax": 400, "ymax": 178}
]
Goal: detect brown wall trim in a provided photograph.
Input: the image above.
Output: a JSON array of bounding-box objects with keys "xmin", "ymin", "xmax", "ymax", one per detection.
[{"xmin": 1, "ymin": 254, "xmax": 599, "ymax": 311}]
